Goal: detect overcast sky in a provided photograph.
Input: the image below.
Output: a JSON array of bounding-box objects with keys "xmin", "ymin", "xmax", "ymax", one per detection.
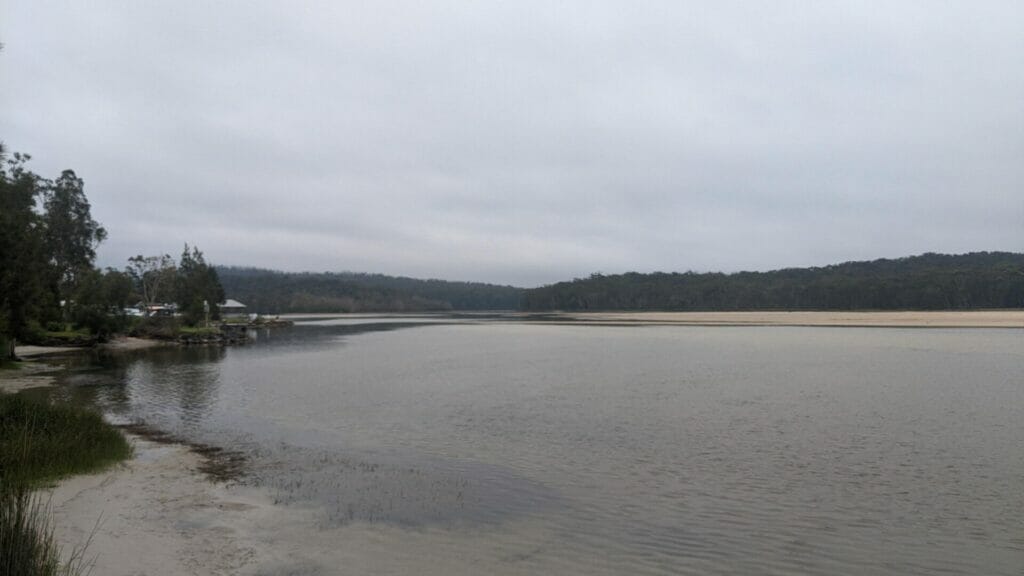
[{"xmin": 2, "ymin": 1, "xmax": 1022, "ymax": 286}]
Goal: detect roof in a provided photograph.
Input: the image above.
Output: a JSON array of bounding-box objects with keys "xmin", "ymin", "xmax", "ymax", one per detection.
[{"xmin": 220, "ymin": 299, "xmax": 247, "ymax": 308}]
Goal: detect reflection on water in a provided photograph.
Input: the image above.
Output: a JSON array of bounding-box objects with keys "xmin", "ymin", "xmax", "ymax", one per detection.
[{"xmin": 53, "ymin": 318, "xmax": 1024, "ymax": 575}]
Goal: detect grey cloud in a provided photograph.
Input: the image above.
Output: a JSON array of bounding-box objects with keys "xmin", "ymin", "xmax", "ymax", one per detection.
[{"xmin": 2, "ymin": 1, "xmax": 1022, "ymax": 286}]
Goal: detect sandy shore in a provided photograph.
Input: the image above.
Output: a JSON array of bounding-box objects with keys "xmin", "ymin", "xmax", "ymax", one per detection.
[
  {"xmin": 542, "ymin": 310, "xmax": 1024, "ymax": 328},
  {"xmin": 0, "ymin": 361, "xmax": 63, "ymax": 393},
  {"xmin": 1, "ymin": 338, "xmax": 170, "ymax": 393},
  {"xmin": 50, "ymin": 437, "xmax": 288, "ymax": 576},
  {"xmin": 49, "ymin": 437, "xmax": 534, "ymax": 576}
]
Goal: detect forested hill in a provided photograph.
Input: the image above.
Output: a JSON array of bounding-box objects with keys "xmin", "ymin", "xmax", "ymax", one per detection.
[
  {"xmin": 216, "ymin": 267, "xmax": 523, "ymax": 313},
  {"xmin": 522, "ymin": 252, "xmax": 1024, "ymax": 311}
]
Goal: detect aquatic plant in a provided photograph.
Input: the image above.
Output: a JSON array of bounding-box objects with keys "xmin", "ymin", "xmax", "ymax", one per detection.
[{"xmin": 0, "ymin": 394, "xmax": 131, "ymax": 487}]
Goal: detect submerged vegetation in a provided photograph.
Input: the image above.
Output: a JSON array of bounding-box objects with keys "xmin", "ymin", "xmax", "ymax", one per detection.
[{"xmin": 0, "ymin": 394, "xmax": 131, "ymax": 575}]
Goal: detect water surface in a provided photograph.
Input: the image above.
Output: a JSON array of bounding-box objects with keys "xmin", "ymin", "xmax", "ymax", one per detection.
[{"xmin": 58, "ymin": 317, "xmax": 1024, "ymax": 575}]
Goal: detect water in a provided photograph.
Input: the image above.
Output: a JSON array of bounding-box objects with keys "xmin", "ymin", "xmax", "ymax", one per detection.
[{"xmin": 56, "ymin": 317, "xmax": 1024, "ymax": 574}]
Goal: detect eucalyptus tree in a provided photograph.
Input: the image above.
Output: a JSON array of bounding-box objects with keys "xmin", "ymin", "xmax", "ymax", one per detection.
[{"xmin": 42, "ymin": 169, "xmax": 107, "ymax": 304}]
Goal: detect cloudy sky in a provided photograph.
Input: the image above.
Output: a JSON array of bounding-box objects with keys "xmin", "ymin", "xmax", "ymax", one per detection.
[{"xmin": 2, "ymin": 1, "xmax": 1022, "ymax": 286}]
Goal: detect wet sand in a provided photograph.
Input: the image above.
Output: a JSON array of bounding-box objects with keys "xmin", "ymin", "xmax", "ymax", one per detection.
[
  {"xmin": 1, "ymin": 338, "xmax": 170, "ymax": 393},
  {"xmin": 0, "ymin": 361, "xmax": 62, "ymax": 393},
  {"xmin": 545, "ymin": 310, "xmax": 1024, "ymax": 328},
  {"xmin": 50, "ymin": 437, "xmax": 549, "ymax": 576},
  {"xmin": 50, "ymin": 438, "xmax": 281, "ymax": 576}
]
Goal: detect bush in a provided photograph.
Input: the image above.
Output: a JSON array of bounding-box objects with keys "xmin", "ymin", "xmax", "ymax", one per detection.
[{"xmin": 129, "ymin": 316, "xmax": 180, "ymax": 340}]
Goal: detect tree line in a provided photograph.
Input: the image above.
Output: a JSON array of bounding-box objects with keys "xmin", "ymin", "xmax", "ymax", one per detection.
[
  {"xmin": 216, "ymin": 267, "xmax": 523, "ymax": 313},
  {"xmin": 0, "ymin": 147, "xmax": 224, "ymax": 358},
  {"xmin": 521, "ymin": 252, "xmax": 1024, "ymax": 311}
]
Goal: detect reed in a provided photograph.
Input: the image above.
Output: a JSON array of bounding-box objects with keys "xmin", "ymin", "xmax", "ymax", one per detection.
[
  {"xmin": 0, "ymin": 394, "xmax": 130, "ymax": 575},
  {"xmin": 0, "ymin": 394, "xmax": 131, "ymax": 488}
]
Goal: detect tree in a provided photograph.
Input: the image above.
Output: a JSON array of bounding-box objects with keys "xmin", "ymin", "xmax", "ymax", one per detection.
[
  {"xmin": 0, "ymin": 153, "xmax": 51, "ymax": 359},
  {"xmin": 126, "ymin": 254, "xmax": 177, "ymax": 306},
  {"xmin": 175, "ymin": 244, "xmax": 225, "ymax": 326},
  {"xmin": 70, "ymin": 268, "xmax": 134, "ymax": 340},
  {"xmin": 42, "ymin": 170, "xmax": 106, "ymax": 304}
]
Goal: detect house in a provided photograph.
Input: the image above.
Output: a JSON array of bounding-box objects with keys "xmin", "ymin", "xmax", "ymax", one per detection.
[{"xmin": 220, "ymin": 299, "xmax": 247, "ymax": 317}]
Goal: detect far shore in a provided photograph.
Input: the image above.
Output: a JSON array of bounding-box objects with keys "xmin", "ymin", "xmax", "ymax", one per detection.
[{"xmin": 535, "ymin": 310, "xmax": 1024, "ymax": 328}]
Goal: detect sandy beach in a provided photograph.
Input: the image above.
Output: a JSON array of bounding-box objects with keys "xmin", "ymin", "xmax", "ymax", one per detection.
[
  {"xmin": 49, "ymin": 438, "xmax": 285, "ymax": 576},
  {"xmin": 544, "ymin": 310, "xmax": 1024, "ymax": 328},
  {"xmin": 1, "ymin": 338, "xmax": 170, "ymax": 394},
  {"xmin": 49, "ymin": 437, "xmax": 542, "ymax": 576},
  {"xmin": 0, "ymin": 361, "xmax": 63, "ymax": 393}
]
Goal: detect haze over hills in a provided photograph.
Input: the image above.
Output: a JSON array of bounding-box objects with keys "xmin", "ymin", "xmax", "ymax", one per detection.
[{"xmin": 219, "ymin": 252, "xmax": 1024, "ymax": 314}]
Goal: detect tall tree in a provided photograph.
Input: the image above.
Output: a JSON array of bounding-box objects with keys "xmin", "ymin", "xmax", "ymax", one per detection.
[
  {"xmin": 175, "ymin": 244, "xmax": 225, "ymax": 326},
  {"xmin": 126, "ymin": 254, "xmax": 177, "ymax": 306},
  {"xmin": 0, "ymin": 153, "xmax": 51, "ymax": 359},
  {"xmin": 70, "ymin": 268, "xmax": 135, "ymax": 340},
  {"xmin": 42, "ymin": 170, "xmax": 106, "ymax": 304}
]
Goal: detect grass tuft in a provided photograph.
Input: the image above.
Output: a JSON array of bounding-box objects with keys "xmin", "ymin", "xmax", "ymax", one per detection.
[
  {"xmin": 0, "ymin": 394, "xmax": 129, "ymax": 575},
  {"xmin": 0, "ymin": 395, "xmax": 132, "ymax": 488}
]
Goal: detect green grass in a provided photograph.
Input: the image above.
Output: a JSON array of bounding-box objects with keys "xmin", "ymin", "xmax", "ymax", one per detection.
[
  {"xmin": 0, "ymin": 487, "xmax": 90, "ymax": 576},
  {"xmin": 177, "ymin": 326, "xmax": 221, "ymax": 336},
  {"xmin": 0, "ymin": 395, "xmax": 132, "ymax": 488},
  {"xmin": 0, "ymin": 394, "xmax": 127, "ymax": 575}
]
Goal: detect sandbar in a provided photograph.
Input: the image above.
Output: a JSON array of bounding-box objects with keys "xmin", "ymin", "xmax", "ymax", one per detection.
[{"xmin": 538, "ymin": 310, "xmax": 1024, "ymax": 328}]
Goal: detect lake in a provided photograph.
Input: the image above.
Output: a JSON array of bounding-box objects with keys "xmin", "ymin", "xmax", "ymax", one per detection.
[{"xmin": 54, "ymin": 316, "xmax": 1024, "ymax": 575}]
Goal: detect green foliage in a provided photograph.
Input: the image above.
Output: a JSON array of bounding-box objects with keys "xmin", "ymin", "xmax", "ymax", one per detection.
[
  {"xmin": 125, "ymin": 254, "xmax": 176, "ymax": 306},
  {"xmin": 522, "ymin": 252, "xmax": 1024, "ymax": 311},
  {"xmin": 0, "ymin": 394, "xmax": 122, "ymax": 576},
  {"xmin": 42, "ymin": 170, "xmax": 106, "ymax": 303},
  {"xmin": 0, "ymin": 153, "xmax": 107, "ymax": 356},
  {"xmin": 68, "ymin": 268, "xmax": 134, "ymax": 339},
  {"xmin": 0, "ymin": 153, "xmax": 54, "ymax": 350},
  {"xmin": 216, "ymin": 267, "xmax": 523, "ymax": 313},
  {"xmin": 129, "ymin": 317, "xmax": 181, "ymax": 340},
  {"xmin": 177, "ymin": 326, "xmax": 220, "ymax": 336},
  {"xmin": 0, "ymin": 394, "xmax": 131, "ymax": 489},
  {"xmin": 175, "ymin": 245, "xmax": 225, "ymax": 326}
]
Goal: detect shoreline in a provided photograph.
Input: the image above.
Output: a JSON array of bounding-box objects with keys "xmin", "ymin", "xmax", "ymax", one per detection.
[
  {"xmin": 49, "ymin": 435, "xmax": 291, "ymax": 576},
  {"xmin": 1, "ymin": 349, "xmax": 277, "ymax": 574},
  {"xmin": 534, "ymin": 310, "xmax": 1024, "ymax": 328},
  {"xmin": 1, "ymin": 337, "xmax": 173, "ymax": 394}
]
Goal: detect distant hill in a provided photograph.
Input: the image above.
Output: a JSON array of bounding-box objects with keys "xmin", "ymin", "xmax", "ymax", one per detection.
[
  {"xmin": 522, "ymin": 252, "xmax": 1024, "ymax": 311},
  {"xmin": 216, "ymin": 267, "xmax": 523, "ymax": 313}
]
